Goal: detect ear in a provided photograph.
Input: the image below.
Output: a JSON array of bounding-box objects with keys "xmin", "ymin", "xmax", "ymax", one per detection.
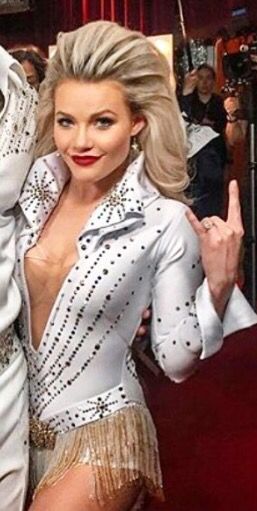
[{"xmin": 131, "ymin": 116, "xmax": 146, "ymax": 137}]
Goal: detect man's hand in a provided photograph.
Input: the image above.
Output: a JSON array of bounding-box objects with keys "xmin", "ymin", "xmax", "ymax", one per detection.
[
  {"xmin": 183, "ymin": 69, "xmax": 198, "ymax": 95},
  {"xmin": 224, "ymin": 96, "xmax": 240, "ymax": 120}
]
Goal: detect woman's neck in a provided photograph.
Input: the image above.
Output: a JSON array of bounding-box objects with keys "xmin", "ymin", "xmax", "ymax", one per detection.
[
  {"xmin": 65, "ymin": 179, "xmax": 105, "ymax": 205},
  {"xmin": 64, "ymin": 158, "xmax": 129, "ymax": 206}
]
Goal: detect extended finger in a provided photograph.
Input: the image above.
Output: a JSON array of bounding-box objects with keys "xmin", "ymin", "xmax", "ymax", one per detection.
[{"xmin": 227, "ymin": 180, "xmax": 243, "ymax": 229}]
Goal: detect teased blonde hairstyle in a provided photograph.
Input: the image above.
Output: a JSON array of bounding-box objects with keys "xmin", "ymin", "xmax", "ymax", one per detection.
[{"xmin": 36, "ymin": 20, "xmax": 188, "ymax": 202}]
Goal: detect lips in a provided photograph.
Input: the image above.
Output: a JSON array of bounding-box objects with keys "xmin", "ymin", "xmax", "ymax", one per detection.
[{"xmin": 71, "ymin": 155, "xmax": 103, "ymax": 166}]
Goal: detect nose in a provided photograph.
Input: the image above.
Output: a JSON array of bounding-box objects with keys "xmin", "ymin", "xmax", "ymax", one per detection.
[{"xmin": 73, "ymin": 124, "xmax": 93, "ymax": 151}]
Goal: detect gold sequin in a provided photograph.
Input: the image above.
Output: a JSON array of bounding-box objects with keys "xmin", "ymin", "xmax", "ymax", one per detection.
[
  {"xmin": 31, "ymin": 405, "xmax": 164, "ymax": 505},
  {"xmin": 0, "ymin": 326, "xmax": 15, "ymax": 373},
  {"xmin": 30, "ymin": 417, "xmax": 56, "ymax": 450}
]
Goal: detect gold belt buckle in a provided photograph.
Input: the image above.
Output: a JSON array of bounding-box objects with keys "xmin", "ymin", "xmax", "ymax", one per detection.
[{"xmin": 30, "ymin": 417, "xmax": 56, "ymax": 450}]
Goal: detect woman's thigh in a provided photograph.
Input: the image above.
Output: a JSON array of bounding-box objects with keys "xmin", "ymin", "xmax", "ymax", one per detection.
[{"xmin": 28, "ymin": 464, "xmax": 142, "ymax": 511}]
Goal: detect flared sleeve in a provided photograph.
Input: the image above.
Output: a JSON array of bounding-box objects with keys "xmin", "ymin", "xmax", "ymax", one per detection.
[{"xmin": 150, "ymin": 208, "xmax": 257, "ymax": 382}]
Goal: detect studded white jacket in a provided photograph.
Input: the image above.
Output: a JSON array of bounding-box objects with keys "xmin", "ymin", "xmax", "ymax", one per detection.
[
  {"xmin": 0, "ymin": 46, "xmax": 37, "ymax": 335},
  {"xmin": 15, "ymin": 152, "xmax": 257, "ymax": 433}
]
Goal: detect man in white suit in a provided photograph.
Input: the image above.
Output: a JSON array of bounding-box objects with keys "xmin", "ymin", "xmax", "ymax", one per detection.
[{"xmin": 0, "ymin": 46, "xmax": 37, "ymax": 511}]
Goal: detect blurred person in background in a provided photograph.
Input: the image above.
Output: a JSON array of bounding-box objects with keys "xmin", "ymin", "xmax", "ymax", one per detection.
[
  {"xmin": 179, "ymin": 64, "xmax": 244, "ymax": 219},
  {"xmin": 9, "ymin": 49, "xmax": 47, "ymax": 91}
]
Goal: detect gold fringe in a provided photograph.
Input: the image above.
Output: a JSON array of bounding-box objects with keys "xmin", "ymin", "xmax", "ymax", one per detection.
[{"xmin": 31, "ymin": 405, "xmax": 164, "ymax": 505}]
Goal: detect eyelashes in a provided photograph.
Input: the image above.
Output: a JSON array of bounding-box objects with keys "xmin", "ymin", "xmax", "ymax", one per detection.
[
  {"xmin": 56, "ymin": 117, "xmax": 73, "ymax": 128},
  {"xmin": 94, "ymin": 117, "xmax": 115, "ymax": 129},
  {"xmin": 55, "ymin": 116, "xmax": 115, "ymax": 130}
]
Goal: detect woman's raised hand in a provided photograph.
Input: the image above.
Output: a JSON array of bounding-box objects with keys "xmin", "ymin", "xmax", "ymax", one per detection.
[{"xmin": 186, "ymin": 180, "xmax": 244, "ymax": 318}]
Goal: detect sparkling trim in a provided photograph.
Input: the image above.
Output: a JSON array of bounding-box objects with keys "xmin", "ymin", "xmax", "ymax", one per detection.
[
  {"xmin": 31, "ymin": 404, "xmax": 164, "ymax": 505},
  {"xmin": 30, "ymin": 417, "xmax": 56, "ymax": 450},
  {"xmin": 0, "ymin": 326, "xmax": 16, "ymax": 374}
]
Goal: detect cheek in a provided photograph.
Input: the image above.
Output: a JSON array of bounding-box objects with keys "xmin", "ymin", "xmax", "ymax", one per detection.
[
  {"xmin": 102, "ymin": 129, "xmax": 131, "ymax": 155},
  {"xmin": 53, "ymin": 127, "xmax": 68, "ymax": 150}
]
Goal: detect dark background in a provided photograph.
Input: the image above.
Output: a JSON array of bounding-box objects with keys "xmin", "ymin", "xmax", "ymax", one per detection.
[{"xmin": 1, "ymin": 0, "xmax": 257, "ymax": 52}]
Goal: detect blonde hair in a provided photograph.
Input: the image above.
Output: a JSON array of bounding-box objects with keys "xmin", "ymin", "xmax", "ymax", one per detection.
[{"xmin": 36, "ymin": 21, "xmax": 189, "ymax": 202}]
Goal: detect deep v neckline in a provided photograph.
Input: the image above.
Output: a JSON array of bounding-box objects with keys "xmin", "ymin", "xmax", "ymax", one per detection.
[
  {"xmin": 22, "ymin": 190, "xmax": 105, "ymax": 353},
  {"xmin": 24, "ymin": 240, "xmax": 79, "ymax": 352},
  {"xmin": 25, "ymin": 239, "xmax": 78, "ymax": 266}
]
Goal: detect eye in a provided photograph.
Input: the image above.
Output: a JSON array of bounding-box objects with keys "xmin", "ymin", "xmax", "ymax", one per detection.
[
  {"xmin": 56, "ymin": 117, "xmax": 73, "ymax": 128},
  {"xmin": 94, "ymin": 117, "xmax": 115, "ymax": 129}
]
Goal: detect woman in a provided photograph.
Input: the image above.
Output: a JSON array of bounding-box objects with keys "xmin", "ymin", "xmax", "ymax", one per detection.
[{"xmin": 15, "ymin": 21, "xmax": 256, "ymax": 511}]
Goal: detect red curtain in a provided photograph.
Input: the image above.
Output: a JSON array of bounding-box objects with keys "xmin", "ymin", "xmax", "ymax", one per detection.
[
  {"xmin": 80, "ymin": 0, "xmax": 176, "ymax": 35},
  {"xmin": 0, "ymin": 0, "xmax": 177, "ymax": 51},
  {"xmin": 1, "ymin": 1, "xmax": 257, "ymax": 57}
]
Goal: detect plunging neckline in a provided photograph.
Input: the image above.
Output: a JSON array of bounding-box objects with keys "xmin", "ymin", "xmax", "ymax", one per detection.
[
  {"xmin": 25, "ymin": 239, "xmax": 77, "ymax": 266},
  {"xmin": 24, "ymin": 241, "xmax": 78, "ymax": 352},
  {"xmin": 18, "ymin": 152, "xmax": 147, "ymax": 354}
]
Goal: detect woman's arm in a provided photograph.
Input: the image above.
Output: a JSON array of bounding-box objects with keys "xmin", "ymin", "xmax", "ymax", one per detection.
[{"xmin": 150, "ymin": 188, "xmax": 257, "ymax": 383}]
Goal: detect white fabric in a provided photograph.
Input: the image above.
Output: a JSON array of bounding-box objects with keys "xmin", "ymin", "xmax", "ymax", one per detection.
[
  {"xmin": 197, "ymin": 279, "xmax": 257, "ymax": 359},
  {"xmin": 0, "ymin": 349, "xmax": 28, "ymax": 511},
  {"xmin": 15, "ymin": 152, "xmax": 257, "ymax": 434},
  {"xmin": 0, "ymin": 46, "xmax": 37, "ymax": 333},
  {"xmin": 0, "ymin": 46, "xmax": 37, "ymax": 510},
  {"xmin": 182, "ymin": 112, "xmax": 219, "ymax": 158}
]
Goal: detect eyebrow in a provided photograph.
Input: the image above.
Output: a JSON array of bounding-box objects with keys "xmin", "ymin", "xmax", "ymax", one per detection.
[{"xmin": 55, "ymin": 109, "xmax": 117, "ymax": 118}]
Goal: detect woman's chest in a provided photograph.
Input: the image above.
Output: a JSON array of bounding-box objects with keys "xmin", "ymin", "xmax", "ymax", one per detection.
[{"xmin": 16, "ymin": 218, "xmax": 161, "ymax": 319}]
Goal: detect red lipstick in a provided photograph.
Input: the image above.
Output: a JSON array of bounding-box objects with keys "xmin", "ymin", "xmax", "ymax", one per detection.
[{"xmin": 71, "ymin": 155, "xmax": 102, "ymax": 166}]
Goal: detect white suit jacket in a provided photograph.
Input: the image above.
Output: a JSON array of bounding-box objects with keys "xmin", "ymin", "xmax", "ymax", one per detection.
[{"xmin": 0, "ymin": 46, "xmax": 37, "ymax": 333}]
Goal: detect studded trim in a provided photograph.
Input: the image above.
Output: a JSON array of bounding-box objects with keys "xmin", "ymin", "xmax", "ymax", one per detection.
[{"xmin": 0, "ymin": 326, "xmax": 20, "ymax": 374}]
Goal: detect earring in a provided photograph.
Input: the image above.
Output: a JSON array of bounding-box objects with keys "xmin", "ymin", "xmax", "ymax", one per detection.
[{"xmin": 131, "ymin": 136, "xmax": 141, "ymax": 153}]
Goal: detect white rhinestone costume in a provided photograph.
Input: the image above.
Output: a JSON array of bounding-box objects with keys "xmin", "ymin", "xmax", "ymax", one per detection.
[{"xmin": 16, "ymin": 151, "xmax": 257, "ymax": 504}]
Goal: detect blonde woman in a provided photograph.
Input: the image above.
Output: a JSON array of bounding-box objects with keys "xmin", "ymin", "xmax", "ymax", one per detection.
[{"xmin": 15, "ymin": 21, "xmax": 256, "ymax": 511}]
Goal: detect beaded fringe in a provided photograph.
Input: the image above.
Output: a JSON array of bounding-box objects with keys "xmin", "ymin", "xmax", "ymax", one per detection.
[{"xmin": 31, "ymin": 405, "xmax": 164, "ymax": 505}]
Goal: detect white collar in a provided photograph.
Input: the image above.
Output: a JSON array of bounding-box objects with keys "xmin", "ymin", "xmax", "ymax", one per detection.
[{"xmin": 19, "ymin": 151, "xmax": 160, "ymax": 232}]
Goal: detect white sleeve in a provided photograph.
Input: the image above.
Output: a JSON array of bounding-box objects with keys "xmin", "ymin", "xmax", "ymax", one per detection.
[
  {"xmin": 0, "ymin": 56, "xmax": 37, "ymax": 214},
  {"xmin": 151, "ymin": 209, "xmax": 257, "ymax": 383},
  {"xmin": 0, "ymin": 49, "xmax": 38, "ymax": 331}
]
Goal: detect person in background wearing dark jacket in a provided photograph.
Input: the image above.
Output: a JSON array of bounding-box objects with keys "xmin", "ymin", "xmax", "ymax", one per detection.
[{"xmin": 179, "ymin": 64, "xmax": 242, "ymax": 219}]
